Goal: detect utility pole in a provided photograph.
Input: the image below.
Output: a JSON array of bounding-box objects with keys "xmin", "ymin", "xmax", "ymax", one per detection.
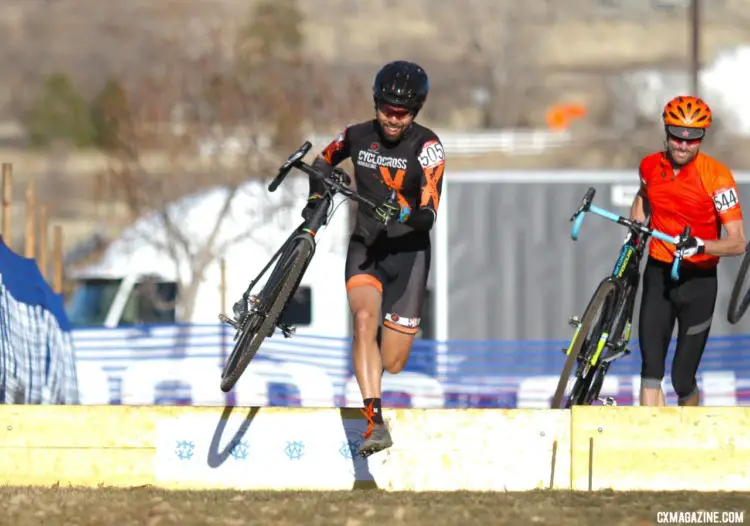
[{"xmin": 690, "ymin": 0, "xmax": 700, "ymax": 96}]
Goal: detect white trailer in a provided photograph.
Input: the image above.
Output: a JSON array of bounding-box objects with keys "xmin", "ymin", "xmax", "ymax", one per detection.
[{"xmin": 66, "ymin": 175, "xmax": 353, "ymax": 338}]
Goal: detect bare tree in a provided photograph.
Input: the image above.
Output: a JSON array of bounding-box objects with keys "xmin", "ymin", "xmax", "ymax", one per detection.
[{"xmin": 94, "ymin": 9, "xmax": 357, "ymax": 321}]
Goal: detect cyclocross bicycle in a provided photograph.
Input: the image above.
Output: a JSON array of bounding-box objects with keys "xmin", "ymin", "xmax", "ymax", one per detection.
[
  {"xmin": 217, "ymin": 141, "xmax": 399, "ymax": 393},
  {"xmin": 726, "ymin": 240, "xmax": 750, "ymax": 324},
  {"xmin": 550, "ymin": 187, "xmax": 691, "ymax": 409}
]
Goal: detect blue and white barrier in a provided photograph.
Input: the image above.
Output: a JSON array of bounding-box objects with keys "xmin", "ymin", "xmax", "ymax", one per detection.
[{"xmin": 71, "ymin": 323, "xmax": 750, "ymax": 408}]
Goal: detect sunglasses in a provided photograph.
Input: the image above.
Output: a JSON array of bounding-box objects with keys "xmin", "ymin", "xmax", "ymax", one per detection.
[
  {"xmin": 378, "ymin": 104, "xmax": 412, "ymax": 118},
  {"xmin": 667, "ymin": 133, "xmax": 703, "ymax": 145},
  {"xmin": 666, "ymin": 125, "xmax": 704, "ymax": 144}
]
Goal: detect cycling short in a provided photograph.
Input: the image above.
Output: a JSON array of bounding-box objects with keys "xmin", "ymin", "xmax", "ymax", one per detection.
[
  {"xmin": 344, "ymin": 231, "xmax": 430, "ymax": 335},
  {"xmin": 638, "ymin": 257, "xmax": 718, "ymax": 401}
]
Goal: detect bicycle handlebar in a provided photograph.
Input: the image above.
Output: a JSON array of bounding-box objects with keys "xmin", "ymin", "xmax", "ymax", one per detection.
[
  {"xmin": 267, "ymin": 141, "xmax": 399, "ymax": 225},
  {"xmin": 570, "ymin": 186, "xmax": 689, "ymax": 281},
  {"xmin": 268, "ymin": 141, "xmax": 312, "ymax": 192}
]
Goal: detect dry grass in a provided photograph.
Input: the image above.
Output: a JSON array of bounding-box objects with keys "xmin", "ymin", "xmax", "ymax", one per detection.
[{"xmin": 0, "ymin": 486, "xmax": 748, "ymax": 526}]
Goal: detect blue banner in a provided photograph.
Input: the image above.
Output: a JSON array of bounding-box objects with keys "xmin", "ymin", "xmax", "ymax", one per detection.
[{"xmin": 71, "ymin": 323, "xmax": 750, "ymax": 408}]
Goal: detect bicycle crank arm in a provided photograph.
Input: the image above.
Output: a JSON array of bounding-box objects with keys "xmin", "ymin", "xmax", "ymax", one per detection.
[
  {"xmin": 218, "ymin": 313, "xmax": 241, "ymax": 330},
  {"xmin": 219, "ymin": 295, "xmax": 261, "ymax": 331},
  {"xmin": 601, "ymin": 347, "xmax": 631, "ymax": 364}
]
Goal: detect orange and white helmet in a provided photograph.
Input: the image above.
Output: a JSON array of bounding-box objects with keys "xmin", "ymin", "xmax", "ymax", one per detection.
[{"xmin": 662, "ymin": 95, "xmax": 712, "ymax": 140}]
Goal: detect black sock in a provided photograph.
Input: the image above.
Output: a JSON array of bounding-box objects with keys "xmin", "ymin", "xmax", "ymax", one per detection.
[{"xmin": 363, "ymin": 397, "xmax": 384, "ymax": 424}]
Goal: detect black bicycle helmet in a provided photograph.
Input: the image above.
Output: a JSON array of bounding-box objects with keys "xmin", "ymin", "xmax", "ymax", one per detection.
[{"xmin": 372, "ymin": 61, "xmax": 429, "ymax": 115}]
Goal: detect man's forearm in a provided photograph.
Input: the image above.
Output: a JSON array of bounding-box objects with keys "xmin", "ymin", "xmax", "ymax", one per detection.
[
  {"xmin": 703, "ymin": 237, "xmax": 747, "ymax": 257},
  {"xmin": 630, "ymin": 193, "xmax": 646, "ymax": 222}
]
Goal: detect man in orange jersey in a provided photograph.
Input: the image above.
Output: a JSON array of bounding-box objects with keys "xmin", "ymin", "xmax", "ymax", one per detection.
[{"xmin": 629, "ymin": 95, "xmax": 746, "ymax": 407}]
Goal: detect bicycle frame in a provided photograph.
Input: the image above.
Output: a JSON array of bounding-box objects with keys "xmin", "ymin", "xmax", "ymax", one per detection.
[
  {"xmin": 241, "ymin": 171, "xmax": 359, "ymax": 303},
  {"xmin": 239, "ymin": 226, "xmax": 314, "ymax": 306}
]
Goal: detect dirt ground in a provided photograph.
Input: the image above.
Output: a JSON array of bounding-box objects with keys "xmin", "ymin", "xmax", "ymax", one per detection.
[{"xmin": 1, "ymin": 486, "xmax": 748, "ymax": 526}]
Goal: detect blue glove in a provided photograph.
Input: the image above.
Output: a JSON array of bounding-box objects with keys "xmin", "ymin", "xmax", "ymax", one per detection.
[
  {"xmin": 397, "ymin": 205, "xmax": 411, "ymax": 223},
  {"xmin": 374, "ymin": 201, "xmax": 411, "ymax": 225}
]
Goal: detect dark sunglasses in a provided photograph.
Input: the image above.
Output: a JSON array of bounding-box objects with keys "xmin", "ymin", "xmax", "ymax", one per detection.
[
  {"xmin": 378, "ymin": 103, "xmax": 412, "ymax": 118},
  {"xmin": 667, "ymin": 125, "xmax": 705, "ymax": 143}
]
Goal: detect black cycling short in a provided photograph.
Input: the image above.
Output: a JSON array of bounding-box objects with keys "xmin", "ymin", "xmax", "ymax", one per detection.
[
  {"xmin": 638, "ymin": 257, "xmax": 718, "ymax": 401},
  {"xmin": 344, "ymin": 231, "xmax": 430, "ymax": 335}
]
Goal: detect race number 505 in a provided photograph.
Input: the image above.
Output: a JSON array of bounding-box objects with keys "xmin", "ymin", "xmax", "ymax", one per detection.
[{"xmin": 418, "ymin": 141, "xmax": 445, "ymax": 168}]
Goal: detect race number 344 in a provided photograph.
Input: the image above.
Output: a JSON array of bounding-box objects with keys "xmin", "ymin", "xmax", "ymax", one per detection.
[{"xmin": 714, "ymin": 187, "xmax": 739, "ymax": 212}]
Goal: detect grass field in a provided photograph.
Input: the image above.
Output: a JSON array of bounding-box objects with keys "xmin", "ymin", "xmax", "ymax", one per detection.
[{"xmin": 1, "ymin": 486, "xmax": 748, "ymax": 526}]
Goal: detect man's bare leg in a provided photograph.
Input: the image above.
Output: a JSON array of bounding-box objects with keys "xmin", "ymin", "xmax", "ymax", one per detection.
[
  {"xmin": 640, "ymin": 380, "xmax": 666, "ymax": 406},
  {"xmin": 347, "ymin": 283, "xmax": 395, "ymax": 457},
  {"xmin": 348, "ymin": 284, "xmax": 383, "ymax": 403},
  {"xmin": 381, "ymin": 326, "xmax": 417, "ymax": 375}
]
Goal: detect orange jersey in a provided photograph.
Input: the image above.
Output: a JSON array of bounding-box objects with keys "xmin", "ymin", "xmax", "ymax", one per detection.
[{"xmin": 639, "ymin": 151, "xmax": 743, "ymax": 269}]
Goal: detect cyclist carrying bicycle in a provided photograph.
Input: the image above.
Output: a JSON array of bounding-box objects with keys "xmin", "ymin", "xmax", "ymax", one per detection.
[
  {"xmin": 301, "ymin": 60, "xmax": 445, "ymax": 457},
  {"xmin": 629, "ymin": 95, "xmax": 746, "ymax": 407}
]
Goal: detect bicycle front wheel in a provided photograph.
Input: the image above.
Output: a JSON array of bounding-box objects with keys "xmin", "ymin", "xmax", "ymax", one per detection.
[
  {"xmin": 219, "ymin": 236, "xmax": 313, "ymax": 393},
  {"xmin": 727, "ymin": 241, "xmax": 750, "ymax": 325},
  {"xmin": 551, "ymin": 279, "xmax": 620, "ymax": 409}
]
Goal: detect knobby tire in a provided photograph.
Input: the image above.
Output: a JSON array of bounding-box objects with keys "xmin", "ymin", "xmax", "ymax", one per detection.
[
  {"xmin": 551, "ymin": 279, "xmax": 620, "ymax": 409},
  {"xmin": 219, "ymin": 237, "xmax": 313, "ymax": 393},
  {"xmin": 727, "ymin": 241, "xmax": 750, "ymax": 324}
]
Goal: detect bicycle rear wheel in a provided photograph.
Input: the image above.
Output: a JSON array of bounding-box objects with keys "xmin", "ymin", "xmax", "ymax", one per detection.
[
  {"xmin": 551, "ymin": 279, "xmax": 620, "ymax": 409},
  {"xmin": 727, "ymin": 241, "xmax": 750, "ymax": 324},
  {"xmin": 219, "ymin": 237, "xmax": 313, "ymax": 393}
]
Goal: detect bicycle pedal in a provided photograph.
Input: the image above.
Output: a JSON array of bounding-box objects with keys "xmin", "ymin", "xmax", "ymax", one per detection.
[
  {"xmin": 599, "ymin": 396, "xmax": 617, "ymax": 406},
  {"xmin": 218, "ymin": 313, "xmax": 240, "ymax": 330},
  {"xmin": 278, "ymin": 323, "xmax": 297, "ymax": 338}
]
